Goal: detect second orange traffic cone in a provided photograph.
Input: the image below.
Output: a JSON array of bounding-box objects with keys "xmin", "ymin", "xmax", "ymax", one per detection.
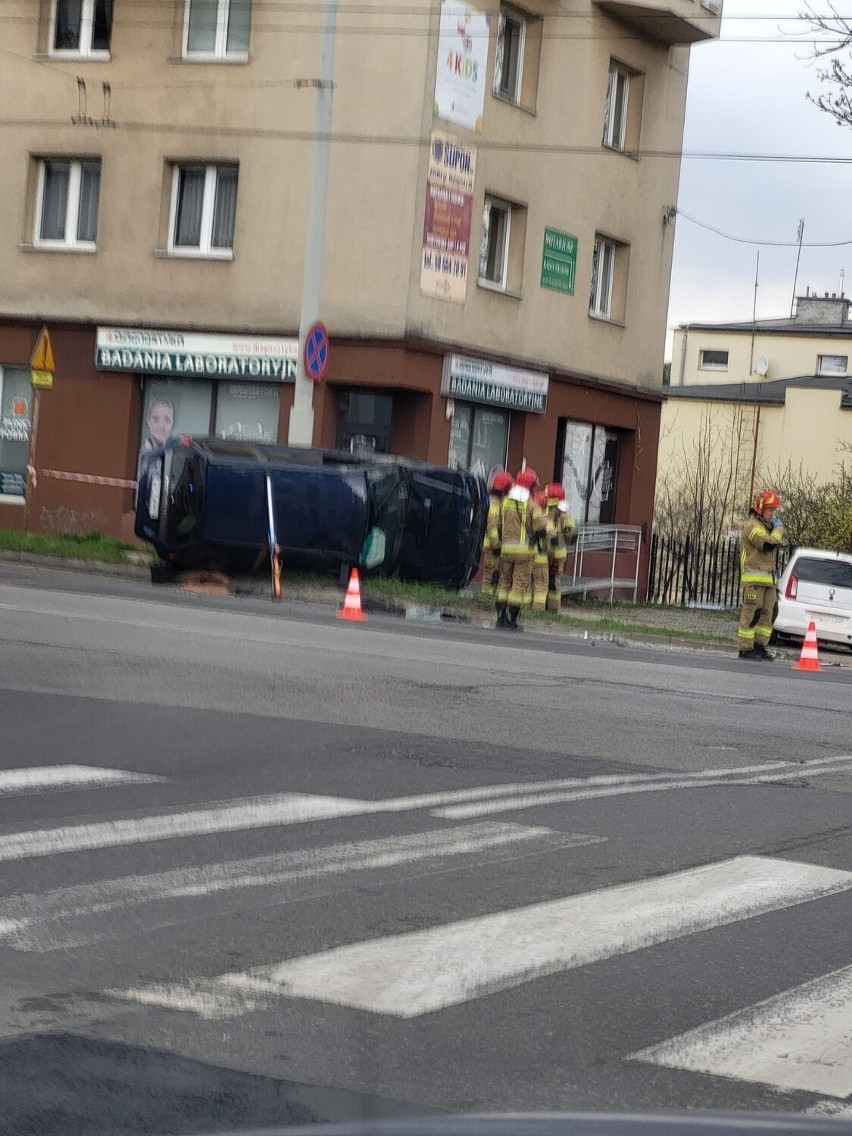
[
  {"xmin": 337, "ymin": 567, "xmax": 366, "ymax": 622},
  {"xmin": 793, "ymin": 620, "xmax": 821, "ymax": 672}
]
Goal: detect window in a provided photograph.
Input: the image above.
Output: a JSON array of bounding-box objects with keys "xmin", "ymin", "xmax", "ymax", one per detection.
[
  {"xmin": 34, "ymin": 159, "xmax": 101, "ymax": 249},
  {"xmin": 0, "ymin": 367, "xmax": 32, "ymax": 499},
  {"xmin": 493, "ymin": 5, "xmax": 541, "ymax": 110},
  {"xmin": 603, "ymin": 63, "xmax": 629, "ymax": 149},
  {"xmin": 699, "ymin": 349, "xmax": 729, "ymax": 371},
  {"xmin": 817, "ymin": 354, "xmax": 847, "ymax": 375},
  {"xmin": 169, "ymin": 164, "xmax": 238, "ymax": 256},
  {"xmin": 50, "ymin": 0, "xmax": 112, "ymax": 56},
  {"xmin": 448, "ymin": 404, "xmax": 509, "ymax": 481},
  {"xmin": 589, "ymin": 234, "xmax": 629, "ymax": 321},
  {"xmin": 559, "ymin": 420, "xmax": 620, "ymax": 525},
  {"xmin": 494, "ymin": 10, "xmax": 525, "ymax": 103},
  {"xmin": 479, "ymin": 197, "xmax": 511, "ymax": 289},
  {"xmin": 183, "ymin": 0, "xmax": 251, "ymax": 59}
]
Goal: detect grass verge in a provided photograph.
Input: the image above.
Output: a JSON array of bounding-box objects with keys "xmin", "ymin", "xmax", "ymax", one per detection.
[{"xmin": 0, "ymin": 528, "xmax": 151, "ymax": 564}]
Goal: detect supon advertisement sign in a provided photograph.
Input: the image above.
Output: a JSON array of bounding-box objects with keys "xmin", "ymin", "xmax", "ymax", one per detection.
[
  {"xmin": 420, "ymin": 132, "xmax": 477, "ymax": 304},
  {"xmin": 433, "ymin": 0, "xmax": 489, "ymax": 132}
]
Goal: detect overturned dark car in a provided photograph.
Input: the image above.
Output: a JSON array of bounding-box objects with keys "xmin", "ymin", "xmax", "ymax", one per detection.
[{"xmin": 135, "ymin": 437, "xmax": 487, "ymax": 589}]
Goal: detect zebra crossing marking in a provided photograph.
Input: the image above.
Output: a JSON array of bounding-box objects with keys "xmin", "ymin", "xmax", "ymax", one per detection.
[{"xmin": 0, "ymin": 766, "xmax": 164, "ymax": 796}]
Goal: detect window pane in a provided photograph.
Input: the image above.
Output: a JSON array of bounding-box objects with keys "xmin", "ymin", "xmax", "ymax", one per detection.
[
  {"xmin": 76, "ymin": 162, "xmax": 101, "ymax": 242},
  {"xmin": 500, "ymin": 18, "xmax": 522, "ymax": 99},
  {"xmin": 186, "ymin": 0, "xmax": 218, "ymax": 53},
  {"xmin": 588, "ymin": 426, "xmax": 619, "ymax": 525},
  {"xmin": 0, "ymin": 368, "xmax": 32, "ymax": 497},
  {"xmin": 448, "ymin": 404, "xmax": 473, "ymax": 470},
  {"xmin": 611, "ymin": 71, "xmax": 628, "ymax": 147},
  {"xmin": 817, "ymin": 354, "xmax": 847, "ymax": 374},
  {"xmin": 561, "ymin": 420, "xmax": 593, "ymax": 523},
  {"xmin": 91, "ymin": 0, "xmax": 113, "ymax": 50},
  {"xmin": 598, "ymin": 241, "xmax": 614, "ymax": 315},
  {"xmin": 40, "ymin": 162, "xmax": 70, "ymax": 240},
  {"xmin": 211, "ymin": 167, "xmax": 238, "ymax": 248},
  {"xmin": 226, "ymin": 0, "xmax": 251, "ymax": 53},
  {"xmin": 215, "ymin": 383, "xmax": 279, "ymax": 442},
  {"xmin": 484, "ymin": 205, "xmax": 507, "ymax": 283},
  {"xmin": 469, "ymin": 408, "xmax": 508, "ymax": 482},
  {"xmin": 140, "ymin": 380, "xmax": 213, "ymax": 457},
  {"xmin": 53, "ymin": 0, "xmax": 83, "ymax": 49},
  {"xmin": 174, "ymin": 167, "xmax": 206, "ymax": 247},
  {"xmin": 794, "ymin": 558, "xmax": 852, "ymax": 588}
]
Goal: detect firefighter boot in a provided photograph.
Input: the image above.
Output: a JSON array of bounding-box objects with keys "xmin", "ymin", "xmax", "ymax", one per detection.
[
  {"xmin": 495, "ymin": 603, "xmax": 509, "ymax": 629},
  {"xmin": 507, "ymin": 605, "xmax": 523, "ymax": 631}
]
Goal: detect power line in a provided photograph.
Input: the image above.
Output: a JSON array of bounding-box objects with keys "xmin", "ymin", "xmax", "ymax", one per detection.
[{"xmin": 677, "ymin": 209, "xmax": 852, "ymax": 246}]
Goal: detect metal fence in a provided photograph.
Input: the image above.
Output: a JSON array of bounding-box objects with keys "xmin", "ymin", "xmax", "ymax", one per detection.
[{"xmin": 647, "ymin": 533, "xmax": 790, "ymax": 608}]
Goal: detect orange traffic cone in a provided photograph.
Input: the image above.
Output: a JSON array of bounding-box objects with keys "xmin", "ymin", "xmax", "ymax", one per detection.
[
  {"xmin": 337, "ymin": 567, "xmax": 366, "ymax": 622},
  {"xmin": 792, "ymin": 620, "xmax": 821, "ymax": 672}
]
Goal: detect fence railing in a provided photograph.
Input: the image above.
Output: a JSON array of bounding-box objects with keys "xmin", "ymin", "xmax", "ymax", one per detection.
[{"xmin": 647, "ymin": 533, "xmax": 790, "ymax": 608}]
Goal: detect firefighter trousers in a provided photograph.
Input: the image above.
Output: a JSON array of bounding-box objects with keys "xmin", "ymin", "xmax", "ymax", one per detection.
[
  {"xmin": 738, "ymin": 582, "xmax": 777, "ymax": 652},
  {"xmin": 497, "ymin": 553, "xmax": 534, "ymax": 608},
  {"xmin": 480, "ymin": 549, "xmax": 499, "ymax": 597}
]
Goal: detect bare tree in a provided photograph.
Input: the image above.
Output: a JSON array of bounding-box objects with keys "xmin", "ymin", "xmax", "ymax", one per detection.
[{"xmin": 800, "ymin": 4, "xmax": 852, "ymax": 127}]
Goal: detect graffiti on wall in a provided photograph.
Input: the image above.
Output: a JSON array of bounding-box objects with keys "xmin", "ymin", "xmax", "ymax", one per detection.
[{"xmin": 40, "ymin": 505, "xmax": 110, "ymax": 536}]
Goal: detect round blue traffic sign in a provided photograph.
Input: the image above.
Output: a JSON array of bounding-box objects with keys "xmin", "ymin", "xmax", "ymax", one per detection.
[{"xmin": 305, "ymin": 321, "xmax": 330, "ymax": 383}]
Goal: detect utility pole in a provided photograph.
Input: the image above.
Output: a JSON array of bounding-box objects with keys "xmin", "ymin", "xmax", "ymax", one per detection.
[
  {"xmin": 288, "ymin": 0, "xmax": 338, "ymax": 445},
  {"xmin": 790, "ymin": 219, "xmax": 804, "ymax": 317}
]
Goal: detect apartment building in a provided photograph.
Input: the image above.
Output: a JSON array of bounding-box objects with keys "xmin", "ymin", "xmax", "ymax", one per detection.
[{"xmin": 0, "ymin": 0, "xmax": 720, "ymax": 566}]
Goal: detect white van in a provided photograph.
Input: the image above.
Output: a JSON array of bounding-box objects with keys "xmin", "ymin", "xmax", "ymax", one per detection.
[{"xmin": 775, "ymin": 547, "xmax": 852, "ymax": 648}]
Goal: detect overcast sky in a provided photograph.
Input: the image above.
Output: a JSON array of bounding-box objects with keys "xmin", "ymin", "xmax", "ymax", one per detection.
[{"xmin": 666, "ymin": 0, "xmax": 852, "ymax": 351}]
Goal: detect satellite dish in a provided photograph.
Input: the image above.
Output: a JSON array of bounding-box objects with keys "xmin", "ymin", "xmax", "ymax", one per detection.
[{"xmin": 755, "ymin": 356, "xmax": 770, "ymax": 376}]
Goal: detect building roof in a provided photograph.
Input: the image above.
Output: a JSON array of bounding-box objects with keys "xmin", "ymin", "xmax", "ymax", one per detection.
[
  {"xmin": 676, "ymin": 319, "xmax": 852, "ymax": 337},
  {"xmin": 664, "ymin": 374, "xmax": 852, "ymax": 409}
]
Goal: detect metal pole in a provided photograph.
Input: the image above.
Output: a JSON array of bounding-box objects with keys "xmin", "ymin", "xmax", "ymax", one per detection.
[
  {"xmin": 790, "ymin": 219, "xmax": 804, "ymax": 317},
  {"xmin": 288, "ymin": 0, "xmax": 338, "ymax": 446}
]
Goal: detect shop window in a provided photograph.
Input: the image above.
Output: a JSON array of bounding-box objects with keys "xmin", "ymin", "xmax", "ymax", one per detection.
[
  {"xmin": 34, "ymin": 158, "xmax": 101, "ymax": 250},
  {"xmin": 215, "ymin": 383, "xmax": 279, "ymax": 441},
  {"xmin": 493, "ymin": 5, "xmax": 541, "ymax": 111},
  {"xmin": 603, "ymin": 60, "xmax": 643, "ymax": 152},
  {"xmin": 49, "ymin": 0, "xmax": 112, "ymax": 57},
  {"xmin": 589, "ymin": 233, "xmax": 629, "ymax": 322},
  {"xmin": 0, "ymin": 367, "xmax": 32, "ymax": 499},
  {"xmin": 184, "ymin": 0, "xmax": 251, "ymax": 59},
  {"xmin": 448, "ymin": 403, "xmax": 509, "ymax": 482},
  {"xmin": 699, "ymin": 348, "xmax": 729, "ymax": 371},
  {"xmin": 336, "ymin": 389, "xmax": 394, "ymax": 454},
  {"xmin": 817, "ymin": 353, "xmax": 847, "ymax": 375},
  {"xmin": 559, "ymin": 420, "xmax": 620, "ymax": 524},
  {"xmin": 168, "ymin": 164, "xmax": 238, "ymax": 257},
  {"xmin": 479, "ymin": 195, "xmax": 527, "ymax": 294}
]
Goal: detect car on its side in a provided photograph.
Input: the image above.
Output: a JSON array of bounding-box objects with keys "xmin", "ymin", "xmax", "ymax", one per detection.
[{"xmin": 775, "ymin": 546, "xmax": 852, "ymax": 649}]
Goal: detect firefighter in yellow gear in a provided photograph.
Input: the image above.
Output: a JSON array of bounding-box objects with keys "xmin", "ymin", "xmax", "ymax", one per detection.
[
  {"xmin": 543, "ymin": 482, "xmax": 577, "ymax": 614},
  {"xmin": 480, "ymin": 470, "xmax": 513, "ymax": 600},
  {"xmin": 738, "ymin": 488, "xmax": 785, "ymax": 660},
  {"xmin": 495, "ymin": 467, "xmax": 546, "ymax": 630},
  {"xmin": 528, "ymin": 491, "xmax": 550, "ymax": 612}
]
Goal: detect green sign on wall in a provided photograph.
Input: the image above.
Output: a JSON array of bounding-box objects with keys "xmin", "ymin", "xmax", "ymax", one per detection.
[{"xmin": 541, "ymin": 227, "xmax": 578, "ymax": 295}]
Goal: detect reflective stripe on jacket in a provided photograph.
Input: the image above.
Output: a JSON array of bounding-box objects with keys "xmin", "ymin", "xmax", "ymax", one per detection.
[
  {"xmin": 500, "ymin": 487, "xmax": 545, "ymax": 557},
  {"xmin": 740, "ymin": 514, "xmax": 784, "ymax": 585}
]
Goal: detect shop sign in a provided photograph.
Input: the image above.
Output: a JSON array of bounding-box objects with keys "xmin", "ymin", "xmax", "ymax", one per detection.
[
  {"xmin": 433, "ymin": 0, "xmax": 489, "ymax": 132},
  {"xmin": 0, "ymin": 471, "xmax": 26, "ymax": 496},
  {"xmin": 442, "ymin": 354, "xmax": 549, "ymax": 413},
  {"xmin": 0, "ymin": 415, "xmax": 30, "ymax": 443},
  {"xmin": 420, "ymin": 132, "xmax": 476, "ymax": 304},
  {"xmin": 95, "ymin": 328, "xmax": 299, "ymax": 382},
  {"xmin": 540, "ymin": 228, "xmax": 578, "ymax": 296}
]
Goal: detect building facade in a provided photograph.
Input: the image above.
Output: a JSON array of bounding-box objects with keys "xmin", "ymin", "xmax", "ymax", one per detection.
[
  {"xmin": 0, "ymin": 0, "xmax": 720, "ymax": 585},
  {"xmin": 662, "ymin": 293, "xmax": 852, "ymax": 493}
]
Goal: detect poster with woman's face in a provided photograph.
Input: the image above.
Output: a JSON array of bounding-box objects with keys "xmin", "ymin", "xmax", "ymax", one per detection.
[{"xmin": 139, "ymin": 381, "xmax": 213, "ymax": 456}]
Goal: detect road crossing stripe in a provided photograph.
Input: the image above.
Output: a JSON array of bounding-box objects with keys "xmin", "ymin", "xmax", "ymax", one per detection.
[
  {"xmin": 112, "ymin": 855, "xmax": 852, "ymax": 1020},
  {"xmin": 3, "ymin": 756, "xmax": 851, "ymax": 863},
  {"xmin": 0, "ymin": 822, "xmax": 602, "ymax": 952},
  {"xmin": 631, "ymin": 964, "xmax": 852, "ymax": 1099},
  {"xmin": 0, "ymin": 766, "xmax": 164, "ymax": 795}
]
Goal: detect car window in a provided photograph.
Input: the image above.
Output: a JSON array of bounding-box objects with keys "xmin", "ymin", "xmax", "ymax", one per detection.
[{"xmin": 793, "ymin": 557, "xmax": 852, "ymax": 588}]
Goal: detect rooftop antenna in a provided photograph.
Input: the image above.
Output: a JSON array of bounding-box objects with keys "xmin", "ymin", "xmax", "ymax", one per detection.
[{"xmin": 790, "ymin": 219, "xmax": 804, "ymax": 317}]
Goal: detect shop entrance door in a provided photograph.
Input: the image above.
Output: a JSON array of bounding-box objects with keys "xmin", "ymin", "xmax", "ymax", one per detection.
[{"xmin": 336, "ymin": 389, "xmax": 393, "ymax": 454}]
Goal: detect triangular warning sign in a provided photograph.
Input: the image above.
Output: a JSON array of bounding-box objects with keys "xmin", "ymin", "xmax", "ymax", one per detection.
[{"xmin": 30, "ymin": 326, "xmax": 56, "ymax": 373}]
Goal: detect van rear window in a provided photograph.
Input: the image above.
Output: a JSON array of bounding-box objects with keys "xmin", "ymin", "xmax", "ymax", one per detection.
[{"xmin": 794, "ymin": 557, "xmax": 852, "ymax": 588}]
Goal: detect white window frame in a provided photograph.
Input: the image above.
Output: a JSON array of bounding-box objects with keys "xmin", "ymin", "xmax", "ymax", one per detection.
[
  {"xmin": 167, "ymin": 163, "xmax": 237, "ymax": 258},
  {"xmin": 48, "ymin": 0, "xmax": 111, "ymax": 58},
  {"xmin": 603, "ymin": 62, "xmax": 630, "ymax": 150},
  {"xmin": 699, "ymin": 349, "xmax": 730, "ymax": 371},
  {"xmin": 33, "ymin": 158, "xmax": 100, "ymax": 251},
  {"xmin": 182, "ymin": 0, "xmax": 250, "ymax": 60},
  {"xmin": 589, "ymin": 235, "xmax": 616, "ymax": 319},
  {"xmin": 816, "ymin": 353, "xmax": 847, "ymax": 376},
  {"xmin": 494, "ymin": 9, "xmax": 526, "ymax": 105},
  {"xmin": 478, "ymin": 196, "xmax": 512, "ymax": 291}
]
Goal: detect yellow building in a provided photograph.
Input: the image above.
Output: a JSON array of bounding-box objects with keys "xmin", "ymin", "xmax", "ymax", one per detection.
[{"xmin": 660, "ymin": 294, "xmax": 852, "ymax": 507}]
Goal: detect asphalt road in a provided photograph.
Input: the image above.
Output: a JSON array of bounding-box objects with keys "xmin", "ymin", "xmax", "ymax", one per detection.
[{"xmin": 0, "ymin": 562, "xmax": 850, "ymax": 1134}]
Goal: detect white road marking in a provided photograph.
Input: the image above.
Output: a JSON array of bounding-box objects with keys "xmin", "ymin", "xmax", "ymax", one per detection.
[
  {"xmin": 0, "ymin": 823, "xmax": 602, "ymax": 952},
  {"xmin": 113, "ymin": 856, "xmax": 852, "ymax": 1020},
  {"xmin": 105, "ymin": 982, "xmax": 262, "ymax": 1021},
  {"xmin": 0, "ymin": 765, "xmax": 164, "ymax": 795},
  {"xmin": 631, "ymin": 965, "xmax": 852, "ymax": 1099},
  {"xmin": 3, "ymin": 755, "xmax": 850, "ymax": 863}
]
